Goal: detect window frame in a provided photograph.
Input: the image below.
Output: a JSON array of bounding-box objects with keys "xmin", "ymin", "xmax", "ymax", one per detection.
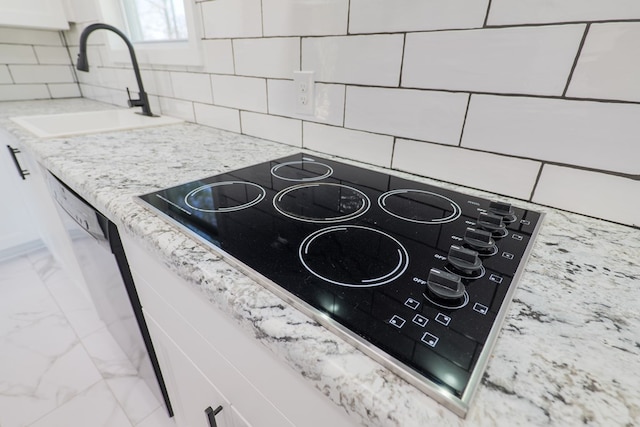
[{"xmin": 98, "ymin": 0, "xmax": 202, "ymax": 67}]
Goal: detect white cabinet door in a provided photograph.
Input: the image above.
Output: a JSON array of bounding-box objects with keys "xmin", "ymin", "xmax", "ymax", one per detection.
[
  {"xmin": 0, "ymin": 129, "xmax": 88, "ymax": 295},
  {"xmin": 145, "ymin": 311, "xmax": 234, "ymax": 427},
  {"xmin": 0, "ymin": 142, "xmax": 41, "ymax": 256},
  {"xmin": 0, "ymin": 0, "xmax": 68, "ymax": 30}
]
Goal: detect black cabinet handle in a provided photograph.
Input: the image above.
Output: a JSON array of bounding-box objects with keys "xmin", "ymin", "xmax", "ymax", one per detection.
[
  {"xmin": 6, "ymin": 145, "xmax": 29, "ymax": 180},
  {"xmin": 205, "ymin": 405, "xmax": 223, "ymax": 427}
]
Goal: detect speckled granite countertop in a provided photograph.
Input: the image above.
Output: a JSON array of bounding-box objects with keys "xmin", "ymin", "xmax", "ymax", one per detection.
[{"xmin": 2, "ymin": 99, "xmax": 639, "ymax": 427}]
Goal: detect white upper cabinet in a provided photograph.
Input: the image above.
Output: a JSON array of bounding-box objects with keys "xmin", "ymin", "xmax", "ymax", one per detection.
[{"xmin": 0, "ymin": 0, "xmax": 69, "ymax": 30}]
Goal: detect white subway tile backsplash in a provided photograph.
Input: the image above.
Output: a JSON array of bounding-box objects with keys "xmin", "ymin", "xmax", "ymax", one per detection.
[
  {"xmin": 110, "ymin": 68, "xmax": 139, "ymax": 92},
  {"xmin": 48, "ymin": 83, "xmax": 81, "ymax": 98},
  {"xmin": 302, "ymin": 35, "xmax": 404, "ymax": 86},
  {"xmin": 67, "ymin": 45, "xmax": 104, "ymax": 69},
  {"xmin": 170, "ymin": 72, "xmax": 213, "ymax": 104},
  {"xmin": 56, "ymin": 0, "xmax": 640, "ymax": 226},
  {"xmin": 9, "ymin": 65, "xmax": 74, "ymax": 84},
  {"xmin": 233, "ymin": 38, "xmax": 300, "ymax": 79},
  {"xmin": 76, "ymin": 62, "xmax": 109, "ymax": 86},
  {"xmin": 345, "ymin": 86, "xmax": 468, "ymax": 145},
  {"xmin": 194, "ymin": 102, "xmax": 241, "ymax": 133},
  {"xmin": 402, "ymin": 25, "xmax": 584, "ymax": 96},
  {"xmin": 0, "ymin": 66, "xmax": 11, "ymax": 84},
  {"xmin": 0, "ymin": 45, "xmax": 38, "ymax": 64},
  {"xmin": 34, "ymin": 46, "xmax": 70, "ymax": 65},
  {"xmin": 462, "ymin": 95, "xmax": 640, "ymax": 175},
  {"xmin": 350, "ymin": 0, "xmax": 488, "ymax": 34},
  {"xmin": 392, "ymin": 139, "xmax": 541, "ymax": 200},
  {"xmin": 199, "ymin": 40, "xmax": 235, "ymax": 74},
  {"xmin": 148, "ymin": 94, "xmax": 162, "ymax": 115},
  {"xmin": 567, "ymin": 22, "xmax": 640, "ymax": 102},
  {"xmin": 0, "ymin": 84, "xmax": 50, "ymax": 101},
  {"xmin": 262, "ymin": 0, "xmax": 348, "ymax": 36},
  {"xmin": 210, "ymin": 75, "xmax": 267, "ymax": 113},
  {"xmin": 159, "ymin": 97, "xmax": 195, "ymax": 122},
  {"xmin": 533, "ymin": 165, "xmax": 639, "ymax": 227},
  {"xmin": 201, "ymin": 0, "xmax": 262, "ymax": 39},
  {"xmin": 488, "ymin": 0, "xmax": 640, "ymax": 25},
  {"xmin": 108, "ymin": 89, "xmax": 130, "ymax": 108},
  {"xmin": 267, "ymin": 80, "xmax": 345, "ymax": 126},
  {"xmin": 78, "ymin": 84, "xmax": 114, "ymax": 105},
  {"xmin": 241, "ymin": 111, "xmax": 302, "ymax": 147},
  {"xmin": 141, "ymin": 70, "xmax": 173, "ymax": 98},
  {"xmin": 303, "ymin": 123, "xmax": 394, "ymax": 167}
]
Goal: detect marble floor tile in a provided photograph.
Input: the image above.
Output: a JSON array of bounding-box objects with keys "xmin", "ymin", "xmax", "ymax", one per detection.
[
  {"xmin": 0, "ymin": 251, "xmax": 101, "ymax": 426},
  {"xmin": 29, "ymin": 250, "xmax": 105, "ymax": 339},
  {"xmin": 83, "ymin": 327, "xmax": 169, "ymax": 425},
  {"xmin": 0, "ymin": 312, "xmax": 102, "ymax": 426},
  {"xmin": 0, "ymin": 253, "xmax": 34, "ymax": 276},
  {"xmin": 137, "ymin": 406, "xmax": 177, "ymax": 427},
  {"xmin": 106, "ymin": 376, "xmax": 164, "ymax": 426},
  {"xmin": 28, "ymin": 381, "xmax": 134, "ymax": 427},
  {"xmin": 0, "ymin": 248, "xmax": 174, "ymax": 427},
  {"xmin": 0, "ymin": 260, "xmax": 60, "ymax": 337},
  {"xmin": 82, "ymin": 326, "xmax": 139, "ymax": 379}
]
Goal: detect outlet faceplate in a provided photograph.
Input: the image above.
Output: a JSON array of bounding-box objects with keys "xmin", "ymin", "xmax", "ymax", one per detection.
[{"xmin": 293, "ymin": 71, "xmax": 315, "ymax": 115}]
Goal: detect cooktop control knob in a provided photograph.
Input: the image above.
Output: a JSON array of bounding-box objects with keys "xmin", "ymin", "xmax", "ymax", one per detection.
[
  {"xmin": 488, "ymin": 201, "xmax": 517, "ymax": 223},
  {"xmin": 426, "ymin": 268, "xmax": 465, "ymax": 300},
  {"xmin": 463, "ymin": 227, "xmax": 497, "ymax": 255},
  {"xmin": 448, "ymin": 245, "xmax": 482, "ymax": 272},
  {"xmin": 476, "ymin": 211, "xmax": 508, "ymax": 238}
]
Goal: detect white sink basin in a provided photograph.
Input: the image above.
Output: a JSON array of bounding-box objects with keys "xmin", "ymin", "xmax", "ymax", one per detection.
[{"xmin": 11, "ymin": 109, "xmax": 183, "ymax": 138}]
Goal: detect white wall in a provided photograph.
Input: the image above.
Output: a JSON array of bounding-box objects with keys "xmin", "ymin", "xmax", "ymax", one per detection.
[{"xmin": 6, "ymin": 0, "xmax": 640, "ymax": 227}]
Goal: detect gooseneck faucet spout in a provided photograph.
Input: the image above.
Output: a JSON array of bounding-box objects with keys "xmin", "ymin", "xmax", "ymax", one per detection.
[{"xmin": 77, "ymin": 23, "xmax": 154, "ymax": 117}]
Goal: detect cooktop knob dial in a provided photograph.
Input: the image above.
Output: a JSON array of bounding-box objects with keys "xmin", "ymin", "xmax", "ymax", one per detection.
[
  {"xmin": 488, "ymin": 201, "xmax": 517, "ymax": 223},
  {"xmin": 476, "ymin": 211, "xmax": 508, "ymax": 237},
  {"xmin": 447, "ymin": 245, "xmax": 482, "ymax": 274},
  {"xmin": 463, "ymin": 227, "xmax": 497, "ymax": 255},
  {"xmin": 426, "ymin": 268, "xmax": 465, "ymax": 300}
]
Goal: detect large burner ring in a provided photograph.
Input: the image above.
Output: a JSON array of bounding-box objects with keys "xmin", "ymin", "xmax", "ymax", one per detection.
[{"xmin": 299, "ymin": 225, "xmax": 409, "ymax": 287}]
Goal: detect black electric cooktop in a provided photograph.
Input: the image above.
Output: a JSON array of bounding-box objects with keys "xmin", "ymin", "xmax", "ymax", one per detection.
[{"xmin": 138, "ymin": 153, "xmax": 543, "ymax": 416}]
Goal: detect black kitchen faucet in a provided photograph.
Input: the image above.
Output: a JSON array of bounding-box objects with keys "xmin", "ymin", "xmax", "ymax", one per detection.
[{"xmin": 77, "ymin": 23, "xmax": 154, "ymax": 117}]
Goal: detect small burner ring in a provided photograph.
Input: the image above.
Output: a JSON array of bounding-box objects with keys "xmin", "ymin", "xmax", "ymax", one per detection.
[
  {"xmin": 271, "ymin": 159, "xmax": 334, "ymax": 182},
  {"xmin": 184, "ymin": 181, "xmax": 266, "ymax": 213},
  {"xmin": 378, "ymin": 189, "xmax": 462, "ymax": 225}
]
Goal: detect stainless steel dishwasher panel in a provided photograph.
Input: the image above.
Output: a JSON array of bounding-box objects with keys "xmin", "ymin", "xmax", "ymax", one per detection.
[{"xmin": 46, "ymin": 171, "xmax": 173, "ymax": 416}]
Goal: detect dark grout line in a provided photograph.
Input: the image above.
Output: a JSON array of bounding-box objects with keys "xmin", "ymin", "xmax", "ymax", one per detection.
[
  {"xmin": 458, "ymin": 94, "xmax": 472, "ymax": 147},
  {"xmin": 529, "ymin": 163, "xmax": 545, "ymax": 201},
  {"xmin": 563, "ymin": 23, "xmax": 591, "ymax": 97},
  {"xmin": 483, "ymin": 0, "xmax": 493, "ymax": 27}
]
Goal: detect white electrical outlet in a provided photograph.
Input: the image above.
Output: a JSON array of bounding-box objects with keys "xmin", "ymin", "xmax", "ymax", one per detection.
[{"xmin": 293, "ymin": 71, "xmax": 315, "ymax": 115}]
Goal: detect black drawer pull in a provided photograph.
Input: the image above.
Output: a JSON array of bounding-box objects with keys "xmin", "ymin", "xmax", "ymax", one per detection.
[
  {"xmin": 205, "ymin": 405, "xmax": 223, "ymax": 427},
  {"xmin": 7, "ymin": 145, "xmax": 29, "ymax": 180}
]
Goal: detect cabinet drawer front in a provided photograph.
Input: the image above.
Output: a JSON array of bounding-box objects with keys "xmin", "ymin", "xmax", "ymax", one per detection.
[
  {"xmin": 144, "ymin": 312, "xmax": 234, "ymax": 427},
  {"xmin": 133, "ymin": 269, "xmax": 293, "ymax": 427},
  {"xmin": 122, "ymin": 233, "xmax": 355, "ymax": 427}
]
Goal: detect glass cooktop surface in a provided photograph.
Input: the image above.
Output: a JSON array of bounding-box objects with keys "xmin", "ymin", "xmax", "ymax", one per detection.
[{"xmin": 138, "ymin": 153, "xmax": 543, "ymax": 416}]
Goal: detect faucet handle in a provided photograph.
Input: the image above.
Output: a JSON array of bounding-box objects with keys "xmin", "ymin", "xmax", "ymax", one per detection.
[{"xmin": 126, "ymin": 87, "xmax": 143, "ymax": 107}]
